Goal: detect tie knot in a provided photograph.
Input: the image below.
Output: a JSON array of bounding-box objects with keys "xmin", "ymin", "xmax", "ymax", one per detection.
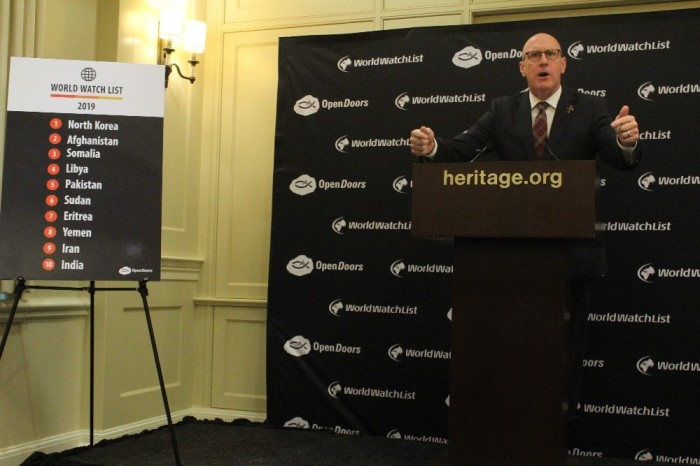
[{"xmin": 536, "ymin": 101, "xmax": 549, "ymax": 112}]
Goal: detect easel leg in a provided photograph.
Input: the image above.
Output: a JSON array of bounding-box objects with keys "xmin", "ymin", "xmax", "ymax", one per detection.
[
  {"xmin": 0, "ymin": 277, "xmax": 27, "ymax": 361},
  {"xmin": 88, "ymin": 281, "xmax": 96, "ymax": 446},
  {"xmin": 138, "ymin": 279, "xmax": 182, "ymax": 466},
  {"xmin": 1, "ymin": 278, "xmax": 181, "ymax": 463}
]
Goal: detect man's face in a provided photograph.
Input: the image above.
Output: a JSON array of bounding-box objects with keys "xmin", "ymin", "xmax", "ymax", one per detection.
[{"xmin": 519, "ymin": 33, "xmax": 567, "ymax": 100}]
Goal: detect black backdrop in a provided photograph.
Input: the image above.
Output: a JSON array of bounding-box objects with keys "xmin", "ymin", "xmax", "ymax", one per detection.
[{"xmin": 267, "ymin": 9, "xmax": 700, "ymax": 462}]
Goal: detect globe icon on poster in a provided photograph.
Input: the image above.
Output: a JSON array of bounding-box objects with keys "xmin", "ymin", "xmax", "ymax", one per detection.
[{"xmin": 81, "ymin": 67, "xmax": 97, "ymax": 81}]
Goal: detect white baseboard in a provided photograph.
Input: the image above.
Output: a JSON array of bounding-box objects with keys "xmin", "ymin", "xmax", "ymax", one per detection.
[
  {"xmin": 185, "ymin": 407, "xmax": 267, "ymax": 423},
  {"xmin": 0, "ymin": 431, "xmax": 85, "ymax": 466},
  {"xmin": 0, "ymin": 408, "xmax": 266, "ymax": 466}
]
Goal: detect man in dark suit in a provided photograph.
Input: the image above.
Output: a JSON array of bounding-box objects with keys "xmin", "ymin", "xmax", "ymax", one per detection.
[
  {"xmin": 409, "ymin": 32, "xmax": 640, "ymax": 168},
  {"xmin": 408, "ymin": 32, "xmax": 642, "ymax": 434}
]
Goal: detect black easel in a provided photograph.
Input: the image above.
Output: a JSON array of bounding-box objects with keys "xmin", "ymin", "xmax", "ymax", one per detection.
[{"xmin": 0, "ymin": 277, "xmax": 181, "ymax": 466}]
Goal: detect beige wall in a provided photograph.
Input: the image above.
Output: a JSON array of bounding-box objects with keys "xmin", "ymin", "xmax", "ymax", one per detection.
[{"xmin": 1, "ymin": 0, "xmax": 699, "ymax": 464}]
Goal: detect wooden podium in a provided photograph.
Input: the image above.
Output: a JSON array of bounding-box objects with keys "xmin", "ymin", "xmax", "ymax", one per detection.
[{"xmin": 411, "ymin": 161, "xmax": 596, "ymax": 466}]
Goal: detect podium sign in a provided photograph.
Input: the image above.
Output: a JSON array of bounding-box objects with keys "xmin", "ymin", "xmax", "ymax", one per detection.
[
  {"xmin": 411, "ymin": 160, "xmax": 597, "ymax": 465},
  {"xmin": 411, "ymin": 160, "xmax": 596, "ymax": 239}
]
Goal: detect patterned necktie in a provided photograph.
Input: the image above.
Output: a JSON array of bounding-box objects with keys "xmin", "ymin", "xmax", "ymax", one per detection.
[{"xmin": 533, "ymin": 101, "xmax": 549, "ymax": 159}]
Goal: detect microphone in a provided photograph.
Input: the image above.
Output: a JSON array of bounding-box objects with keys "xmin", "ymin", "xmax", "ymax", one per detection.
[
  {"xmin": 543, "ymin": 141, "xmax": 560, "ymax": 161},
  {"xmin": 469, "ymin": 142, "xmax": 493, "ymax": 162}
]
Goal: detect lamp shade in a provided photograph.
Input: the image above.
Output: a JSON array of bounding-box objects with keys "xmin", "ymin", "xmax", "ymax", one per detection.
[
  {"xmin": 159, "ymin": 6, "xmax": 184, "ymax": 40},
  {"xmin": 184, "ymin": 20, "xmax": 207, "ymax": 54}
]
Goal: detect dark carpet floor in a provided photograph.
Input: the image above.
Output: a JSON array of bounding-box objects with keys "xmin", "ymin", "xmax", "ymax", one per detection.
[{"xmin": 20, "ymin": 417, "xmax": 671, "ymax": 465}]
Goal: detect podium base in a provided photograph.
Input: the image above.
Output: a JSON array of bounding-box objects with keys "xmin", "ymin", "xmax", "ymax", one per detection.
[{"xmin": 448, "ymin": 238, "xmax": 569, "ymax": 466}]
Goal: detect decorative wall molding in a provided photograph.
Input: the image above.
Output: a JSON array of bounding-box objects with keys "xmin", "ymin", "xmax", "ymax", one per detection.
[
  {"xmin": 0, "ymin": 298, "xmax": 89, "ymax": 323},
  {"xmin": 194, "ymin": 297, "xmax": 267, "ymax": 308},
  {"xmin": 161, "ymin": 256, "xmax": 204, "ymax": 282}
]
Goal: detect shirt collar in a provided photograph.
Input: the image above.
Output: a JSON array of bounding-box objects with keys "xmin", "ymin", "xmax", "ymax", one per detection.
[{"xmin": 529, "ymin": 86, "xmax": 562, "ymax": 110}]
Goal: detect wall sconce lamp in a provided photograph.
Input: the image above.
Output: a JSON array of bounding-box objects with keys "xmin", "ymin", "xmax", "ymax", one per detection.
[{"xmin": 158, "ymin": 6, "xmax": 206, "ymax": 88}]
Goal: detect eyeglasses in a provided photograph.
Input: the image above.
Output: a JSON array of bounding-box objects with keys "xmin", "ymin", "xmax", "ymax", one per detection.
[{"xmin": 523, "ymin": 49, "xmax": 562, "ymax": 62}]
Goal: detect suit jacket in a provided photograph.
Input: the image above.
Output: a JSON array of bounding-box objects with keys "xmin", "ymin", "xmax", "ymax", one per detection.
[
  {"xmin": 431, "ymin": 86, "xmax": 642, "ymax": 282},
  {"xmin": 433, "ymin": 86, "xmax": 641, "ymax": 170}
]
